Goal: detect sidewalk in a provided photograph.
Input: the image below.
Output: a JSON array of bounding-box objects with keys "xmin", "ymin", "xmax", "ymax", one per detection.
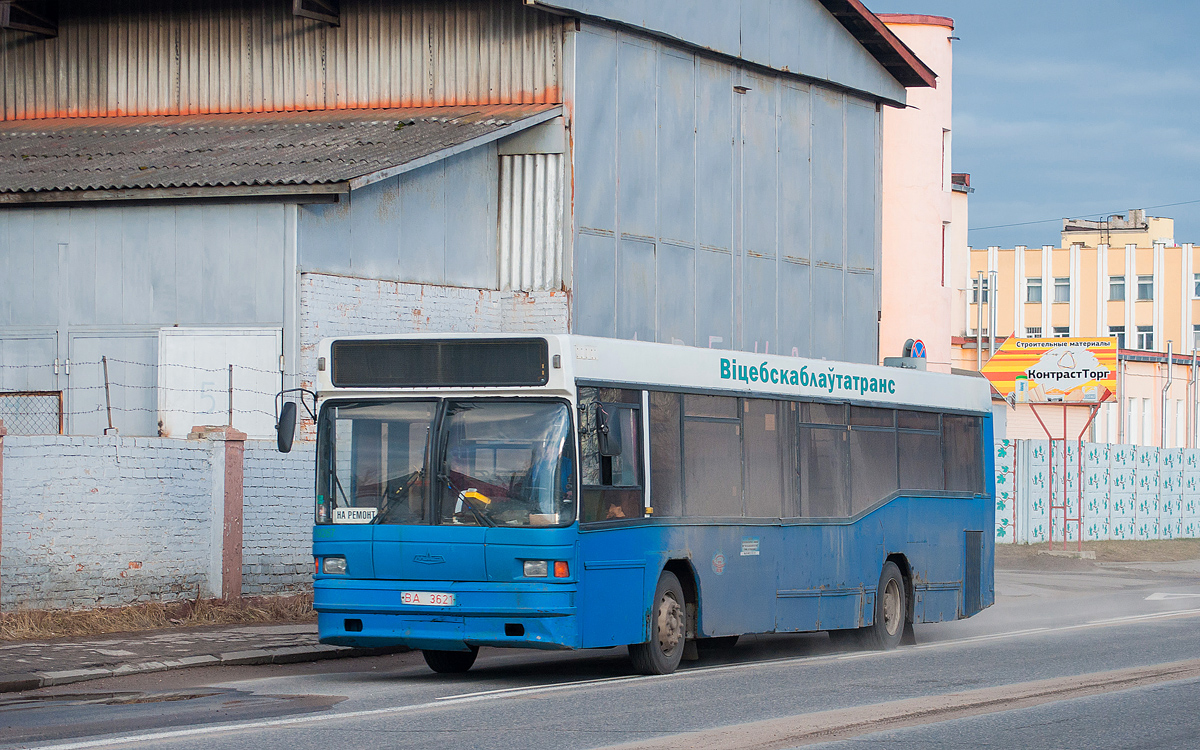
[{"xmin": 0, "ymin": 623, "xmax": 404, "ymax": 694}]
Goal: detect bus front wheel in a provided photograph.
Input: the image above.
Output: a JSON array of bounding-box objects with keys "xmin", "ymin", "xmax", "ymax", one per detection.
[
  {"xmin": 423, "ymin": 646, "xmax": 479, "ymax": 674},
  {"xmin": 864, "ymin": 562, "xmax": 906, "ymax": 650},
  {"xmin": 629, "ymin": 571, "xmax": 687, "ymax": 675}
]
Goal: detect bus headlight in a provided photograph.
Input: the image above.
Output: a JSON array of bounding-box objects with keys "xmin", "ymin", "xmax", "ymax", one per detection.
[
  {"xmin": 323, "ymin": 557, "xmax": 347, "ymax": 575},
  {"xmin": 523, "ymin": 560, "xmax": 549, "ymax": 577}
]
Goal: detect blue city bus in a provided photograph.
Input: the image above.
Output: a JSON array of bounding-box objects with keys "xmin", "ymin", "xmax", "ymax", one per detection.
[{"xmin": 276, "ymin": 334, "xmax": 995, "ymax": 675}]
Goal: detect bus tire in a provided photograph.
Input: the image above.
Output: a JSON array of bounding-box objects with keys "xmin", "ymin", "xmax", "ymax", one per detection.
[
  {"xmin": 863, "ymin": 561, "xmax": 906, "ymax": 650},
  {"xmin": 629, "ymin": 571, "xmax": 687, "ymax": 675},
  {"xmin": 423, "ymin": 646, "xmax": 479, "ymax": 674}
]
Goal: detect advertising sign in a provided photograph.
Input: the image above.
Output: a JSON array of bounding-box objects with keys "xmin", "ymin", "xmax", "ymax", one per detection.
[{"xmin": 981, "ymin": 337, "xmax": 1117, "ymax": 403}]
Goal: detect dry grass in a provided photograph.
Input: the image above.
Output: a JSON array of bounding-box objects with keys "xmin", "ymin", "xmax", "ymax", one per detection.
[
  {"xmin": 997, "ymin": 539, "xmax": 1200, "ymax": 568},
  {"xmin": 0, "ymin": 593, "xmax": 315, "ymax": 642}
]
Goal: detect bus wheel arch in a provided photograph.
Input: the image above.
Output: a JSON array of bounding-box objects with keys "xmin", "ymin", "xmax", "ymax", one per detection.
[
  {"xmin": 663, "ymin": 559, "xmax": 699, "ymax": 640},
  {"xmin": 629, "ymin": 569, "xmax": 687, "ymax": 675}
]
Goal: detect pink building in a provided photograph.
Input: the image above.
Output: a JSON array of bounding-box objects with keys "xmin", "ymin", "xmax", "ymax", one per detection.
[{"xmin": 878, "ymin": 15, "xmax": 959, "ymax": 374}]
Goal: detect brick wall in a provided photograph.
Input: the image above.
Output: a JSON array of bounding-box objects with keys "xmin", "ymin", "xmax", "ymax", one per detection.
[
  {"xmin": 242, "ymin": 441, "xmax": 315, "ymax": 595},
  {"xmin": 299, "ymin": 272, "xmax": 569, "ymax": 388},
  {"xmin": 0, "ymin": 436, "xmax": 213, "ymax": 610}
]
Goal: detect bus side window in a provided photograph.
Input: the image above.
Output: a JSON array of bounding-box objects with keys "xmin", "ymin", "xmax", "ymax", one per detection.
[
  {"xmin": 798, "ymin": 402, "xmax": 849, "ymax": 517},
  {"xmin": 578, "ymin": 387, "xmax": 644, "ymax": 523},
  {"xmin": 649, "ymin": 391, "xmax": 683, "ymax": 517},
  {"xmin": 944, "ymin": 415, "xmax": 984, "ymax": 493},
  {"xmin": 683, "ymin": 394, "xmax": 743, "ymax": 517}
]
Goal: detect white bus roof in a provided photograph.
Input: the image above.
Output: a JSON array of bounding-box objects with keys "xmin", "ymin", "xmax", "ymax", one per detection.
[{"xmin": 316, "ymin": 334, "xmax": 993, "ymax": 414}]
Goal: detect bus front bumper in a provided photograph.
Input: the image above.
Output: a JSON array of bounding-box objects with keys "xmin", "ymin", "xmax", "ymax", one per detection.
[{"xmin": 314, "ymin": 578, "xmax": 579, "ymax": 651}]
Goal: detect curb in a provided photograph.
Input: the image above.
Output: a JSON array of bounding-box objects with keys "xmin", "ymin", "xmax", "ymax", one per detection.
[{"xmin": 0, "ymin": 644, "xmax": 408, "ymax": 694}]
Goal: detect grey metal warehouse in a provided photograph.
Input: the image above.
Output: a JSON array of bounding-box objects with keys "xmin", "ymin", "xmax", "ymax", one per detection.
[{"xmin": 0, "ymin": 0, "xmax": 935, "ymax": 437}]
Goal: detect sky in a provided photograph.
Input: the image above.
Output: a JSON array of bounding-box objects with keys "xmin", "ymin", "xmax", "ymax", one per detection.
[{"xmin": 868, "ymin": 0, "xmax": 1200, "ymax": 249}]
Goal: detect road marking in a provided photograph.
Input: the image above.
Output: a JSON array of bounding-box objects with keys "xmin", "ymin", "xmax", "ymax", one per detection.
[
  {"xmin": 21, "ymin": 607, "xmax": 1200, "ymax": 750},
  {"xmin": 437, "ymin": 673, "xmax": 642, "ymax": 701},
  {"xmin": 1146, "ymin": 592, "xmax": 1200, "ymax": 600}
]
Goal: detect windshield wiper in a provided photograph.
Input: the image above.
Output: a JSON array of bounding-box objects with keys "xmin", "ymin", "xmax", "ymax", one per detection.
[
  {"xmin": 439, "ymin": 472, "xmax": 495, "ymax": 527},
  {"xmin": 373, "ymin": 469, "xmax": 423, "ymax": 524}
]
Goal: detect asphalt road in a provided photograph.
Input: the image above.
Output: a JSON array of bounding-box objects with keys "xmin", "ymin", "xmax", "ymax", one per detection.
[{"xmin": 4, "ymin": 557, "xmax": 1200, "ymax": 750}]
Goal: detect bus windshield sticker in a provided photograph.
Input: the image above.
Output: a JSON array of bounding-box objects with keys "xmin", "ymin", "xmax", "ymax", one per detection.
[
  {"xmin": 333, "ymin": 507, "xmax": 378, "ymax": 524},
  {"xmin": 711, "ymin": 552, "xmax": 726, "ymax": 575},
  {"xmin": 740, "ymin": 537, "xmax": 760, "ymax": 556}
]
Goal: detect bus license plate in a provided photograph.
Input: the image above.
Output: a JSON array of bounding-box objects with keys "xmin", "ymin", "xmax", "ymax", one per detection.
[{"xmin": 401, "ymin": 591, "xmax": 455, "ymax": 607}]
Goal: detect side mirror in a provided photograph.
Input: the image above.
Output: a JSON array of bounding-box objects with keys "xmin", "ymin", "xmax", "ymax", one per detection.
[
  {"xmin": 277, "ymin": 401, "xmax": 297, "ymax": 453},
  {"xmin": 597, "ymin": 404, "xmax": 623, "ymax": 457}
]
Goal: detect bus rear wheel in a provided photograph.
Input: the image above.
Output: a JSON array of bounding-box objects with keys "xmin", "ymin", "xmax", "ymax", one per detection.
[
  {"xmin": 423, "ymin": 646, "xmax": 479, "ymax": 674},
  {"xmin": 863, "ymin": 561, "xmax": 906, "ymax": 650},
  {"xmin": 629, "ymin": 571, "xmax": 686, "ymax": 675}
]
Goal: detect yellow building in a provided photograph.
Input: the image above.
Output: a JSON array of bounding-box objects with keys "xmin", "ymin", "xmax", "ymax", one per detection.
[{"xmin": 956, "ymin": 211, "xmax": 1199, "ymax": 446}]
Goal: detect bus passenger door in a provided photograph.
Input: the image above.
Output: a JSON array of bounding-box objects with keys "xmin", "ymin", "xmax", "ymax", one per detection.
[{"xmin": 576, "ymin": 394, "xmax": 650, "ymax": 647}]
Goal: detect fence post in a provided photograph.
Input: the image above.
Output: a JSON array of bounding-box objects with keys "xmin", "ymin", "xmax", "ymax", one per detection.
[
  {"xmin": 0, "ymin": 419, "xmax": 6, "ymax": 612},
  {"xmin": 189, "ymin": 425, "xmax": 247, "ymax": 600}
]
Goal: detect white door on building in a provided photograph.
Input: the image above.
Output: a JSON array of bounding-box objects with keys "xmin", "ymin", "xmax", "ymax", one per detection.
[{"xmin": 157, "ymin": 327, "xmax": 283, "ymax": 440}]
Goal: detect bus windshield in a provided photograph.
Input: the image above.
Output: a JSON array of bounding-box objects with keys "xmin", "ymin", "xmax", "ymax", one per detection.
[{"xmin": 316, "ymin": 399, "xmax": 575, "ymax": 527}]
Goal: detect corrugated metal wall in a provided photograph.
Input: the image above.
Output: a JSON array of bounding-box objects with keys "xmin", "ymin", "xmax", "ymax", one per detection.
[
  {"xmin": 571, "ymin": 25, "xmax": 882, "ymax": 363},
  {"xmin": 499, "ymin": 153, "xmax": 563, "ymax": 291},
  {"xmin": 299, "ymin": 145, "xmax": 500, "ymax": 288},
  {"xmin": 0, "ymin": 203, "xmax": 287, "ymax": 435},
  {"xmin": 0, "ymin": 0, "xmax": 562, "ymax": 120}
]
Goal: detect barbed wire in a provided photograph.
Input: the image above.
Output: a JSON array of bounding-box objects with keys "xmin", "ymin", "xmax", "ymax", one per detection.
[{"xmin": 0, "ymin": 359, "xmax": 304, "ymax": 378}]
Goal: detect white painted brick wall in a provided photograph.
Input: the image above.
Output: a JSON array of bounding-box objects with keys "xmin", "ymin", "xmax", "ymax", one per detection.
[
  {"xmin": 242, "ymin": 441, "xmax": 315, "ymax": 595},
  {"xmin": 0, "ymin": 435, "xmax": 213, "ymax": 611}
]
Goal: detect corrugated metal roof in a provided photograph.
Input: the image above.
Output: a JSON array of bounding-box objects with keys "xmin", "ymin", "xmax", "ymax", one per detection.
[{"xmin": 0, "ymin": 104, "xmax": 561, "ymax": 201}]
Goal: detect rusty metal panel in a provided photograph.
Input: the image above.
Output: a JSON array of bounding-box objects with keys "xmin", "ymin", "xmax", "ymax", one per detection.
[
  {"xmin": 845, "ymin": 100, "xmax": 877, "ymax": 271},
  {"xmin": 742, "ymin": 254, "xmax": 777, "ymax": 354},
  {"xmin": 696, "ymin": 61, "xmax": 732, "ymax": 254},
  {"xmin": 811, "ymin": 264, "xmax": 843, "ymax": 361},
  {"xmin": 499, "ymin": 153, "xmax": 562, "ymax": 291},
  {"xmin": 655, "ymin": 242, "xmax": 695, "ymax": 346},
  {"xmin": 779, "ymin": 81, "xmax": 811, "ymax": 263},
  {"xmin": 617, "ymin": 237, "xmax": 655, "ymax": 343},
  {"xmin": 777, "ymin": 259, "xmax": 811, "ymax": 358},
  {"xmin": 574, "ymin": 231, "xmax": 616, "ymax": 337},
  {"xmin": 0, "ymin": 0, "xmax": 562, "ymax": 121},
  {"xmin": 656, "ymin": 51, "xmax": 695, "ymax": 247},
  {"xmin": 811, "ymin": 88, "xmax": 844, "ymax": 268},
  {"xmin": 572, "ymin": 27, "xmax": 617, "ymax": 234},
  {"xmin": 742, "ymin": 72, "xmax": 777, "ymax": 261},
  {"xmin": 616, "ymin": 37, "xmax": 655, "ymax": 240},
  {"xmin": 843, "ymin": 269, "xmax": 876, "ymax": 364},
  {"xmin": 696, "ymin": 248, "xmax": 733, "ymax": 349}
]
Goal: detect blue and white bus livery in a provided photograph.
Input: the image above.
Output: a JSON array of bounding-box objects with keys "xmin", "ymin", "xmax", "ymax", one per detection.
[{"xmin": 276, "ymin": 334, "xmax": 995, "ymax": 675}]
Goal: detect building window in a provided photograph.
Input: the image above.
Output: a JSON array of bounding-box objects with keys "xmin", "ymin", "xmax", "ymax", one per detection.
[
  {"xmin": 1137, "ymin": 275, "xmax": 1154, "ymax": 301},
  {"xmin": 1054, "ymin": 277, "xmax": 1070, "ymax": 303},
  {"xmin": 1137, "ymin": 325, "xmax": 1154, "ymax": 351},
  {"xmin": 1110, "ymin": 326, "xmax": 1126, "ymax": 349},
  {"xmin": 1053, "ymin": 327, "xmax": 1070, "ymax": 338},
  {"xmin": 1026, "ymin": 278, "xmax": 1042, "ymax": 303},
  {"xmin": 1193, "ymin": 324, "xmax": 1200, "ymax": 350},
  {"xmin": 1194, "ymin": 273, "xmax": 1200, "ymax": 299},
  {"xmin": 1110, "ymin": 276, "xmax": 1125, "ymax": 301},
  {"xmin": 972, "ymin": 278, "xmax": 989, "ymax": 304},
  {"xmin": 1025, "ymin": 327, "xmax": 1042, "ymax": 337}
]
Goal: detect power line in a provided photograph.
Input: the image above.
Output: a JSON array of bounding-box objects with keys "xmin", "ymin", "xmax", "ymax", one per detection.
[{"xmin": 969, "ymin": 197, "xmax": 1200, "ymax": 234}]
